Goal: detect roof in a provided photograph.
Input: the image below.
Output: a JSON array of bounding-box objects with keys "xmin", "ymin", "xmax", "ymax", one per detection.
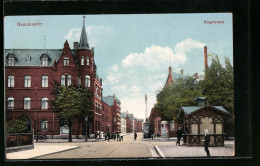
[
  {"xmin": 165, "ymin": 66, "xmax": 175, "ymax": 86},
  {"xmin": 78, "ymin": 16, "xmax": 90, "ymax": 50},
  {"xmin": 102, "ymin": 95, "xmax": 121, "ymax": 106},
  {"xmin": 4, "ymin": 49, "xmax": 76, "ymax": 66},
  {"xmin": 181, "ymin": 105, "xmax": 229, "ymax": 115},
  {"xmin": 194, "ymin": 96, "xmax": 207, "ymax": 101}
]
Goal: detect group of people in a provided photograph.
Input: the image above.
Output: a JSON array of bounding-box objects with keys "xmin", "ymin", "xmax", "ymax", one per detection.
[
  {"xmin": 105, "ymin": 132, "xmax": 123, "ymax": 142},
  {"xmin": 176, "ymin": 127, "xmax": 211, "ymax": 157}
]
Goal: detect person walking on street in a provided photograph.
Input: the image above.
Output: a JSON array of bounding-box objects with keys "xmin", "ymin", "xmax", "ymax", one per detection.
[
  {"xmin": 176, "ymin": 127, "xmax": 183, "ymax": 145},
  {"xmin": 107, "ymin": 132, "xmax": 110, "ymax": 142},
  {"xmin": 134, "ymin": 132, "xmax": 137, "ymax": 141},
  {"xmin": 203, "ymin": 129, "xmax": 211, "ymax": 157}
]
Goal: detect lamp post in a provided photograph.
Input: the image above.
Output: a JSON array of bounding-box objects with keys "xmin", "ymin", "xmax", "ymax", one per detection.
[
  {"xmin": 34, "ymin": 84, "xmax": 38, "ymax": 142},
  {"xmin": 85, "ymin": 116, "xmax": 88, "ymax": 142}
]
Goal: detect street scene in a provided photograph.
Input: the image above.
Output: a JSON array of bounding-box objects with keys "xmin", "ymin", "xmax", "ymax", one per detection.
[
  {"xmin": 4, "ymin": 14, "xmax": 234, "ymax": 159},
  {"xmin": 6, "ymin": 132, "xmax": 234, "ymax": 159}
]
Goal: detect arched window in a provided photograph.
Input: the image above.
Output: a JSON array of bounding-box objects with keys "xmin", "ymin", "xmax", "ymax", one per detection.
[
  {"xmin": 67, "ymin": 75, "xmax": 71, "ymax": 86},
  {"xmin": 81, "ymin": 56, "xmax": 84, "ymax": 65},
  {"xmin": 41, "ymin": 119, "xmax": 48, "ymax": 131},
  {"xmin": 7, "ymin": 97, "xmax": 14, "ymax": 109},
  {"xmin": 85, "ymin": 75, "xmax": 90, "ymax": 87},
  {"xmin": 87, "ymin": 57, "xmax": 90, "ymax": 66},
  {"xmin": 63, "ymin": 57, "xmax": 69, "ymax": 66},
  {"xmin": 41, "ymin": 97, "xmax": 48, "ymax": 109},
  {"xmin": 61, "ymin": 75, "xmax": 65, "ymax": 86},
  {"xmin": 24, "ymin": 75, "xmax": 31, "ymax": 87},
  {"xmin": 78, "ymin": 75, "xmax": 81, "ymax": 86},
  {"xmin": 24, "ymin": 97, "xmax": 31, "ymax": 109},
  {"xmin": 8, "ymin": 75, "xmax": 14, "ymax": 87},
  {"xmin": 42, "ymin": 76, "xmax": 48, "ymax": 87}
]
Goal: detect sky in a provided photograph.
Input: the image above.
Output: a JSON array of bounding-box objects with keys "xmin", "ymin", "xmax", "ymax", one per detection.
[{"xmin": 4, "ymin": 14, "xmax": 233, "ymax": 120}]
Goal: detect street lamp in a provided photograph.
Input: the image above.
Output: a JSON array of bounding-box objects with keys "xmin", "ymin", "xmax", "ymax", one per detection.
[
  {"xmin": 85, "ymin": 116, "xmax": 88, "ymax": 142},
  {"xmin": 34, "ymin": 84, "xmax": 38, "ymax": 142}
]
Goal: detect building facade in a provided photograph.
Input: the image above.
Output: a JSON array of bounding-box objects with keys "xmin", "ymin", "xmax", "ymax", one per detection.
[
  {"xmin": 121, "ymin": 112, "xmax": 143, "ymax": 133},
  {"xmin": 5, "ymin": 17, "xmax": 120, "ymax": 138}
]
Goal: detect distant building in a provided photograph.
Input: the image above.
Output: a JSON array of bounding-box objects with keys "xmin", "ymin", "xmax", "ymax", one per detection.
[{"xmin": 121, "ymin": 112, "xmax": 143, "ymax": 133}]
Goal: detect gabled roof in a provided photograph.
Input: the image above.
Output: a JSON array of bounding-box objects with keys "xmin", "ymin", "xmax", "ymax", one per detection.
[
  {"xmin": 181, "ymin": 105, "xmax": 229, "ymax": 115},
  {"xmin": 102, "ymin": 95, "xmax": 121, "ymax": 106},
  {"xmin": 4, "ymin": 49, "xmax": 76, "ymax": 66}
]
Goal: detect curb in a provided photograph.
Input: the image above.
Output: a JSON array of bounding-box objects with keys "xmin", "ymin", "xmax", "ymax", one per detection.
[
  {"xmin": 29, "ymin": 146, "xmax": 80, "ymax": 159},
  {"xmin": 154, "ymin": 145, "xmax": 165, "ymax": 158}
]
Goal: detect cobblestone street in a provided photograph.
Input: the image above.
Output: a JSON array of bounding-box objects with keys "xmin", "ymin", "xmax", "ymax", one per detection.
[{"xmin": 35, "ymin": 132, "xmax": 234, "ymax": 159}]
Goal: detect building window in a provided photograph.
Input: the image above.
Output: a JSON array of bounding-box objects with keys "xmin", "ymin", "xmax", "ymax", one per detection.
[
  {"xmin": 78, "ymin": 75, "xmax": 81, "ymax": 86},
  {"xmin": 41, "ymin": 57, "xmax": 48, "ymax": 66},
  {"xmin": 85, "ymin": 75, "xmax": 90, "ymax": 87},
  {"xmin": 24, "ymin": 75, "xmax": 31, "ymax": 87},
  {"xmin": 42, "ymin": 76, "xmax": 48, "ymax": 87},
  {"xmin": 61, "ymin": 75, "xmax": 65, "ymax": 86},
  {"xmin": 67, "ymin": 75, "xmax": 71, "ymax": 86},
  {"xmin": 8, "ymin": 75, "xmax": 14, "ymax": 87},
  {"xmin": 41, "ymin": 119, "xmax": 48, "ymax": 131},
  {"xmin": 24, "ymin": 98, "xmax": 31, "ymax": 109},
  {"xmin": 81, "ymin": 56, "xmax": 84, "ymax": 65},
  {"xmin": 8, "ymin": 57, "xmax": 15, "ymax": 66},
  {"xmin": 41, "ymin": 97, "xmax": 48, "ymax": 109},
  {"xmin": 87, "ymin": 57, "xmax": 90, "ymax": 66},
  {"xmin": 63, "ymin": 57, "xmax": 69, "ymax": 66},
  {"xmin": 7, "ymin": 97, "xmax": 14, "ymax": 109}
]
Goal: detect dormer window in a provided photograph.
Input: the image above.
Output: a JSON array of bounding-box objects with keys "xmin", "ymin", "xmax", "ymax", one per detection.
[
  {"xmin": 63, "ymin": 57, "xmax": 69, "ymax": 66},
  {"xmin": 81, "ymin": 56, "xmax": 84, "ymax": 65},
  {"xmin": 42, "ymin": 57, "xmax": 48, "ymax": 66},
  {"xmin": 40, "ymin": 54, "xmax": 50, "ymax": 66},
  {"xmin": 7, "ymin": 54, "xmax": 15, "ymax": 66}
]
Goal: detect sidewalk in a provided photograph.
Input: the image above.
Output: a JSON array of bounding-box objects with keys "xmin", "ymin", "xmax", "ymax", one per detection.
[
  {"xmin": 6, "ymin": 145, "xmax": 79, "ymax": 159},
  {"xmin": 153, "ymin": 140, "xmax": 235, "ymax": 158}
]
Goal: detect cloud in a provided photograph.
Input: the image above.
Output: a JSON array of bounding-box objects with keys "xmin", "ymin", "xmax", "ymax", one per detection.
[
  {"xmin": 103, "ymin": 38, "xmax": 205, "ymax": 120},
  {"xmin": 65, "ymin": 26, "xmax": 113, "ymax": 47},
  {"xmin": 111, "ymin": 64, "xmax": 119, "ymax": 72}
]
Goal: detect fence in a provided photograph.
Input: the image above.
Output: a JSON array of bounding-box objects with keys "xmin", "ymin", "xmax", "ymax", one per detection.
[{"xmin": 6, "ymin": 133, "xmax": 34, "ymax": 152}]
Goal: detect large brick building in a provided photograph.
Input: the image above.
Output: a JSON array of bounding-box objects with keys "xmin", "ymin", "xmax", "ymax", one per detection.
[{"xmin": 5, "ymin": 16, "xmax": 120, "ymax": 138}]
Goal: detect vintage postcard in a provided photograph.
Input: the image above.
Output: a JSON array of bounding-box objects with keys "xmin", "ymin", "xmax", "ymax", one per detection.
[{"xmin": 4, "ymin": 14, "xmax": 234, "ymax": 159}]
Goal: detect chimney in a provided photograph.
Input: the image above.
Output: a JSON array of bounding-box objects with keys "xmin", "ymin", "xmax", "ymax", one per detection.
[
  {"xmin": 204, "ymin": 46, "xmax": 208, "ymax": 70},
  {"xmin": 180, "ymin": 70, "xmax": 184, "ymax": 75},
  {"xmin": 73, "ymin": 42, "xmax": 78, "ymax": 49}
]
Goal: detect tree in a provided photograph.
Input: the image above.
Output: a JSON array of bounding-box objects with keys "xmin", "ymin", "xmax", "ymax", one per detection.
[
  {"xmin": 201, "ymin": 55, "xmax": 234, "ymax": 117},
  {"xmin": 6, "ymin": 120, "xmax": 27, "ymax": 134},
  {"xmin": 155, "ymin": 76, "xmax": 202, "ymax": 121},
  {"xmin": 52, "ymin": 83, "xmax": 92, "ymax": 142}
]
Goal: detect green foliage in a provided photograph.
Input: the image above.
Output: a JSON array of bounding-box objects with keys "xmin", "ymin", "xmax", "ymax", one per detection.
[
  {"xmin": 155, "ymin": 76, "xmax": 202, "ymax": 120},
  {"xmin": 52, "ymin": 85, "xmax": 92, "ymax": 120},
  {"xmin": 155, "ymin": 55, "xmax": 234, "ymax": 122},
  {"xmin": 201, "ymin": 55, "xmax": 234, "ymax": 117},
  {"xmin": 6, "ymin": 120, "xmax": 27, "ymax": 134}
]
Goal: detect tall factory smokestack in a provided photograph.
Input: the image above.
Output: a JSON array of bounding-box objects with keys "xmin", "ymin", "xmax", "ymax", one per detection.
[{"xmin": 204, "ymin": 46, "xmax": 208, "ymax": 71}]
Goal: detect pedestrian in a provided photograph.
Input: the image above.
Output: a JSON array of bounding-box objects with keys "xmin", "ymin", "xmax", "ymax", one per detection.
[
  {"xmin": 117, "ymin": 133, "xmax": 119, "ymax": 141},
  {"xmin": 176, "ymin": 127, "xmax": 182, "ymax": 145},
  {"xmin": 134, "ymin": 132, "xmax": 137, "ymax": 141},
  {"xmin": 203, "ymin": 129, "xmax": 211, "ymax": 157},
  {"xmin": 107, "ymin": 132, "xmax": 110, "ymax": 142},
  {"xmin": 113, "ymin": 133, "xmax": 116, "ymax": 141}
]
